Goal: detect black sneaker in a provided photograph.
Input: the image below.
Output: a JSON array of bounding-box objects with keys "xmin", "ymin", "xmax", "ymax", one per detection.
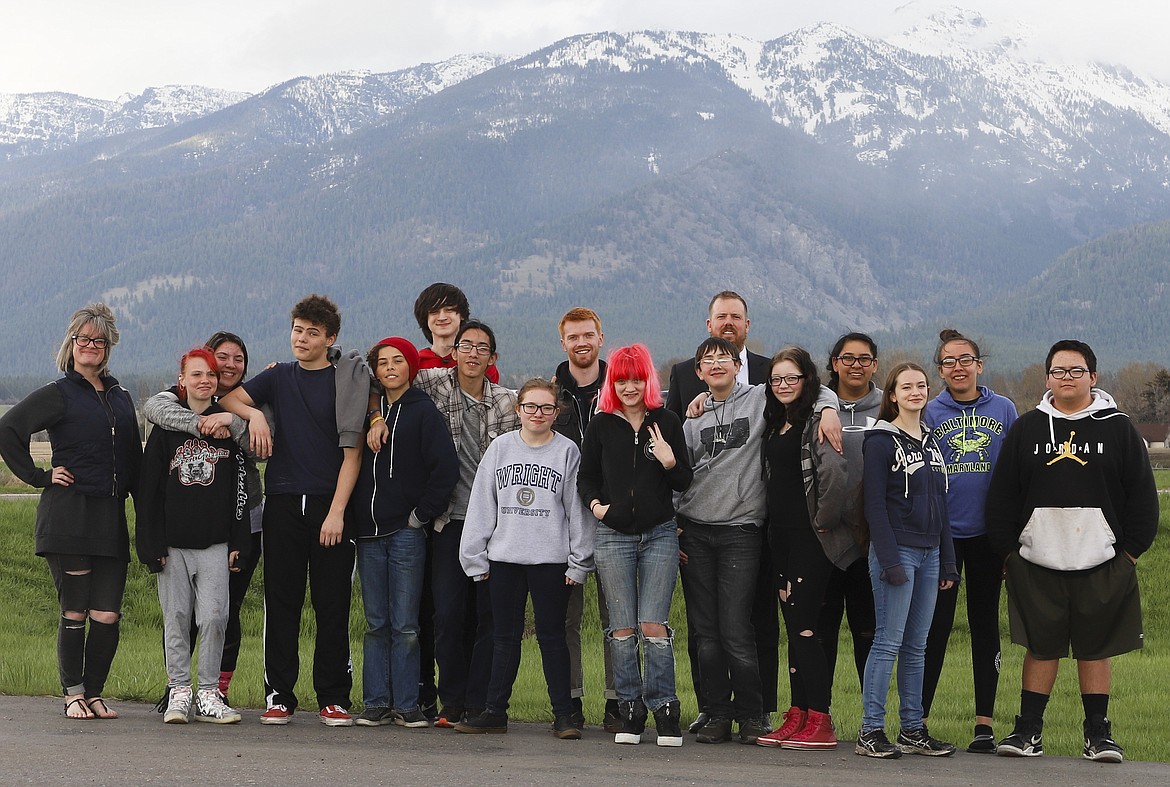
[
  {"xmin": 997, "ymin": 716, "xmax": 1044, "ymax": 757},
  {"xmin": 614, "ymin": 700, "xmax": 647, "ymax": 745},
  {"xmin": 420, "ymin": 699, "xmax": 438, "ymax": 723},
  {"xmin": 355, "ymin": 706, "xmax": 395, "ymax": 727},
  {"xmin": 687, "ymin": 711, "xmax": 710, "ymax": 735},
  {"xmin": 393, "ymin": 707, "xmax": 430, "ymax": 728},
  {"xmin": 695, "ymin": 716, "xmax": 733, "ymax": 744},
  {"xmin": 738, "ymin": 716, "xmax": 771, "ymax": 745},
  {"xmin": 603, "ymin": 699, "xmax": 622, "ymax": 733},
  {"xmin": 553, "ymin": 715, "xmax": 582, "ymax": 740},
  {"xmin": 653, "ymin": 701, "xmax": 683, "ymax": 748},
  {"xmin": 454, "ymin": 709, "xmax": 508, "ymax": 734},
  {"xmin": 855, "ymin": 728, "xmax": 903, "ymax": 759},
  {"xmin": 1083, "ymin": 715, "xmax": 1123, "ymax": 763},
  {"xmin": 897, "ymin": 727, "xmax": 956, "ymax": 756}
]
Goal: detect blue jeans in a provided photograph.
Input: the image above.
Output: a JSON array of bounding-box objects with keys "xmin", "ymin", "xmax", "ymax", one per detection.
[
  {"xmin": 861, "ymin": 544, "xmax": 940, "ymax": 732},
  {"xmin": 594, "ymin": 521, "xmax": 679, "ymax": 712},
  {"xmin": 357, "ymin": 528, "xmax": 427, "ymax": 711},
  {"xmin": 679, "ymin": 521, "xmax": 763, "ymax": 720}
]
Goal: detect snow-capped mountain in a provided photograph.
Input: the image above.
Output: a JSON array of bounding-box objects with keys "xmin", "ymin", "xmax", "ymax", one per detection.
[
  {"xmin": 248, "ymin": 53, "xmax": 509, "ymax": 145},
  {"xmin": 519, "ymin": 13, "xmax": 1170, "ymax": 199},
  {"xmin": 1, "ymin": 53, "xmax": 508, "ymax": 160},
  {"xmin": 0, "ymin": 85, "xmax": 248, "ymax": 158}
]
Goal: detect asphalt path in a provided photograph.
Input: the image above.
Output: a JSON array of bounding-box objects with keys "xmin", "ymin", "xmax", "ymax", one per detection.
[{"xmin": 2, "ymin": 695, "xmax": 1164, "ymax": 785}]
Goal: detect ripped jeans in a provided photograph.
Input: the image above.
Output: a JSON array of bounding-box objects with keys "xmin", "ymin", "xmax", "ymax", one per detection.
[{"xmin": 594, "ymin": 520, "xmax": 679, "ymax": 712}]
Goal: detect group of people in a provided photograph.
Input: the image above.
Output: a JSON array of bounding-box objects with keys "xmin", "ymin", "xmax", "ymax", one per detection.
[{"xmin": 0, "ymin": 284, "xmax": 1156, "ymax": 766}]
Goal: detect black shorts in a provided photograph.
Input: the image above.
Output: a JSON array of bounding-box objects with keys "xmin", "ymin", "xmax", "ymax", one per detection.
[{"xmin": 1005, "ymin": 551, "xmax": 1143, "ymax": 660}]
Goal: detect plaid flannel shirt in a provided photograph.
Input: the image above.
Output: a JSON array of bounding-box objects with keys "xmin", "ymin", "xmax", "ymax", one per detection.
[{"xmin": 414, "ymin": 367, "xmax": 520, "ymax": 531}]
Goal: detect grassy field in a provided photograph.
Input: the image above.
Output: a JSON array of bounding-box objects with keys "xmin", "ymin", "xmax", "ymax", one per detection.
[{"xmin": 0, "ymin": 495, "xmax": 1167, "ymax": 761}]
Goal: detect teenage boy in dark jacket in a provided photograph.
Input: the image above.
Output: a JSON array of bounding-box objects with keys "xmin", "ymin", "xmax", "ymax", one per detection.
[{"xmin": 350, "ymin": 337, "xmax": 458, "ymax": 728}]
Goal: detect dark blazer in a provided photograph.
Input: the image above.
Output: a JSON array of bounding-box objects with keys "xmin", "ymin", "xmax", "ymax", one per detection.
[{"xmin": 664, "ymin": 348, "xmax": 770, "ymax": 421}]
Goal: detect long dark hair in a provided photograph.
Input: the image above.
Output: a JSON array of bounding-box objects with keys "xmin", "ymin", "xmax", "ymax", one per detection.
[{"xmin": 763, "ymin": 346, "xmax": 821, "ymax": 435}]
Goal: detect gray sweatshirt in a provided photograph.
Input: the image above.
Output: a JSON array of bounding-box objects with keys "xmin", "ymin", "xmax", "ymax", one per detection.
[
  {"xmin": 460, "ymin": 430, "xmax": 595, "ymax": 584},
  {"xmin": 676, "ymin": 382, "xmax": 839, "ymax": 527}
]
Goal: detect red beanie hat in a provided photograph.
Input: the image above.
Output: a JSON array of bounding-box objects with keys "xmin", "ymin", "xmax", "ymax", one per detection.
[{"xmin": 373, "ymin": 337, "xmax": 420, "ymax": 382}]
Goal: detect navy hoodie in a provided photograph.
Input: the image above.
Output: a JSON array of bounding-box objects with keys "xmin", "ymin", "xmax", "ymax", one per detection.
[
  {"xmin": 862, "ymin": 421, "xmax": 958, "ymax": 585},
  {"xmin": 350, "ymin": 385, "xmax": 459, "ymax": 538}
]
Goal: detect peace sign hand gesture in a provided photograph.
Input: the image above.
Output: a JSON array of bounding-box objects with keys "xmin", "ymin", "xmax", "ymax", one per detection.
[{"xmin": 647, "ymin": 422, "xmax": 676, "ymax": 470}]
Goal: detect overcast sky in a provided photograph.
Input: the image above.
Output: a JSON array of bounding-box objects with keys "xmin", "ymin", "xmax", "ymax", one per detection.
[{"xmin": 2, "ymin": 1, "xmax": 1166, "ymax": 99}]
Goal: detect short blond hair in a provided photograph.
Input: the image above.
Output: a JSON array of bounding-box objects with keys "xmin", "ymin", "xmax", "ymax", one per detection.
[{"xmin": 56, "ymin": 303, "xmax": 119, "ymax": 375}]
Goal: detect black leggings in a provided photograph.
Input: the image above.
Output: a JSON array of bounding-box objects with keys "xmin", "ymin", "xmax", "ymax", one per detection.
[
  {"xmin": 817, "ymin": 555, "xmax": 875, "ymax": 706},
  {"xmin": 921, "ymin": 534, "xmax": 1002, "ymax": 719},
  {"xmin": 773, "ymin": 526, "xmax": 835, "ymax": 713},
  {"xmin": 45, "ymin": 553, "xmax": 127, "ymax": 697}
]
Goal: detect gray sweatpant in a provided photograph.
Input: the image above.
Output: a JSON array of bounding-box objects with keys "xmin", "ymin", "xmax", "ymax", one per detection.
[{"xmin": 158, "ymin": 543, "xmax": 230, "ymax": 690}]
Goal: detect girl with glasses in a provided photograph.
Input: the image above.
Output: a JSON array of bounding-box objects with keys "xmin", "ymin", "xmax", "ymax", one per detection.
[
  {"xmin": 755, "ymin": 347, "xmax": 860, "ymax": 750},
  {"xmin": 457, "ymin": 378, "xmax": 594, "ymax": 738},
  {"xmin": 921, "ymin": 328, "xmax": 1018, "ymax": 752}
]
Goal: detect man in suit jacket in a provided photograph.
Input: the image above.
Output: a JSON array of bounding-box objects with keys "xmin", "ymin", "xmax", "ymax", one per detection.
[
  {"xmin": 664, "ymin": 291, "xmax": 780, "ymax": 734},
  {"xmin": 665, "ymin": 292, "xmax": 769, "ymax": 419}
]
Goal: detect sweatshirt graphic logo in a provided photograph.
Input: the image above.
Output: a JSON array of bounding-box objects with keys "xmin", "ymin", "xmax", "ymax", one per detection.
[
  {"xmin": 170, "ymin": 438, "xmax": 231, "ymax": 487},
  {"xmin": 699, "ymin": 417, "xmax": 750, "ymax": 457},
  {"xmin": 891, "ymin": 441, "xmax": 926, "ymax": 476},
  {"xmin": 890, "ymin": 438, "xmax": 945, "ymax": 477},
  {"xmin": 1045, "ymin": 431, "xmax": 1090, "ymax": 466},
  {"xmin": 495, "ymin": 462, "xmax": 563, "ymax": 495},
  {"xmin": 932, "ymin": 413, "xmax": 1005, "ymax": 471}
]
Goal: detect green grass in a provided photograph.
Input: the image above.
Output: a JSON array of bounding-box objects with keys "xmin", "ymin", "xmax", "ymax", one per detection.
[{"xmin": 1, "ymin": 496, "xmax": 1167, "ymax": 761}]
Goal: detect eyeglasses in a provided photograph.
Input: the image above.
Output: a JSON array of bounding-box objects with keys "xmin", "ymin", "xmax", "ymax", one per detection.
[
  {"xmin": 1048, "ymin": 367, "xmax": 1090, "ymax": 379},
  {"xmin": 939, "ymin": 355, "xmax": 980, "ymax": 368},
  {"xmin": 72, "ymin": 335, "xmax": 109, "ymax": 349},
  {"xmin": 519, "ymin": 403, "xmax": 558, "ymax": 415},
  {"xmin": 769, "ymin": 374, "xmax": 805, "ymax": 387},
  {"xmin": 455, "ymin": 341, "xmax": 492, "ymax": 356},
  {"xmin": 699, "ymin": 357, "xmax": 737, "ymax": 368},
  {"xmin": 834, "ymin": 354, "xmax": 874, "ymax": 367}
]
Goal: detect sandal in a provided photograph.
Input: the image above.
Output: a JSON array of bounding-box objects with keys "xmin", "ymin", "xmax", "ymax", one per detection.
[
  {"xmin": 86, "ymin": 697, "xmax": 119, "ymax": 719},
  {"xmin": 64, "ymin": 696, "xmax": 94, "ymax": 719}
]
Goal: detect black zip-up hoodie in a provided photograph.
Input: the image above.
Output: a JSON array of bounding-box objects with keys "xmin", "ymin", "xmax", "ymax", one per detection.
[
  {"xmin": 577, "ymin": 407, "xmax": 693, "ymax": 534},
  {"xmin": 350, "ymin": 386, "xmax": 459, "ymax": 538}
]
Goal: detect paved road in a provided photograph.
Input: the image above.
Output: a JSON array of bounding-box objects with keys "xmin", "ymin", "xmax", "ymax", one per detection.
[{"xmin": 2, "ymin": 695, "xmax": 1163, "ymax": 785}]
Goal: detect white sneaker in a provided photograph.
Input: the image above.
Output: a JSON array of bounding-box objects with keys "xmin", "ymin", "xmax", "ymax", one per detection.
[
  {"xmin": 164, "ymin": 685, "xmax": 192, "ymax": 724},
  {"xmin": 194, "ymin": 688, "xmax": 242, "ymax": 724}
]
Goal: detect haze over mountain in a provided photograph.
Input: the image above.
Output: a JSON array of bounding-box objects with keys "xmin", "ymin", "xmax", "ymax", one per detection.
[{"xmin": 1, "ymin": 5, "xmax": 1168, "ymax": 392}]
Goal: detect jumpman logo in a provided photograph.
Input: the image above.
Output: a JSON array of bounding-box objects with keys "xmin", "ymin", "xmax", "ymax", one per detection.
[{"xmin": 1047, "ymin": 431, "xmax": 1088, "ymax": 466}]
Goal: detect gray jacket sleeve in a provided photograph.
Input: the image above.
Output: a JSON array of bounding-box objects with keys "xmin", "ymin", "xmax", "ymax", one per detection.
[
  {"xmin": 143, "ymin": 391, "xmax": 199, "ymax": 437},
  {"xmin": 333, "ymin": 349, "xmax": 372, "ymax": 449}
]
